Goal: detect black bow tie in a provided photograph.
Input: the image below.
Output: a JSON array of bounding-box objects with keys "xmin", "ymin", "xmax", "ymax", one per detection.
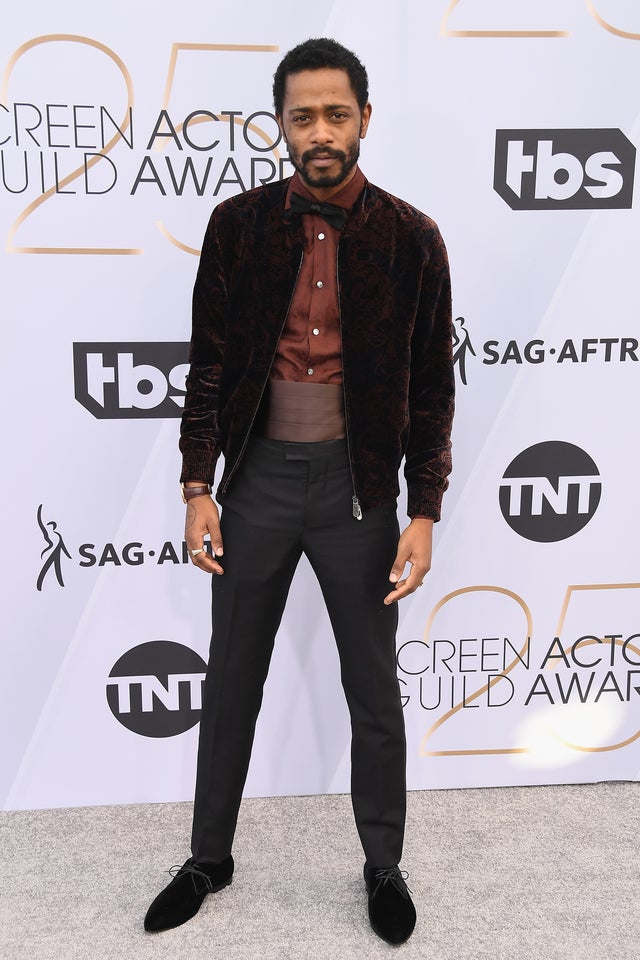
[{"xmin": 288, "ymin": 192, "xmax": 347, "ymax": 231}]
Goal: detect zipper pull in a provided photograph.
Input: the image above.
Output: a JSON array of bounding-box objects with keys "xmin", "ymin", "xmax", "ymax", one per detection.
[{"xmin": 352, "ymin": 496, "xmax": 363, "ymax": 520}]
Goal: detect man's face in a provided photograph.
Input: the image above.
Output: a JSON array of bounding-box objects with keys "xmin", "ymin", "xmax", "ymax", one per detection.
[{"xmin": 278, "ymin": 67, "xmax": 372, "ymax": 199}]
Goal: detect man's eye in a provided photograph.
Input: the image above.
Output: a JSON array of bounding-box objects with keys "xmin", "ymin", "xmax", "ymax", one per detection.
[{"xmin": 293, "ymin": 115, "xmax": 309, "ymax": 123}]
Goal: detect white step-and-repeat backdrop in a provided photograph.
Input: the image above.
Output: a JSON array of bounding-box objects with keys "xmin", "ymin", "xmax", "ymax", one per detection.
[{"xmin": 2, "ymin": 1, "xmax": 639, "ymax": 810}]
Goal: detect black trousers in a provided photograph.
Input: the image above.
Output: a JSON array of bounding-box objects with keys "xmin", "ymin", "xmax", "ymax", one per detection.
[{"xmin": 191, "ymin": 438, "xmax": 407, "ymax": 868}]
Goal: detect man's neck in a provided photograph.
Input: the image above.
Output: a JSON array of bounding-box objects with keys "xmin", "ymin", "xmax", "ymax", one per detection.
[{"xmin": 300, "ymin": 165, "xmax": 358, "ymax": 202}]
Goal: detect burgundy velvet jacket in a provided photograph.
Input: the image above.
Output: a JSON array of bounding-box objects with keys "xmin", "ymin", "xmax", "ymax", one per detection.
[{"xmin": 180, "ymin": 176, "xmax": 454, "ymax": 520}]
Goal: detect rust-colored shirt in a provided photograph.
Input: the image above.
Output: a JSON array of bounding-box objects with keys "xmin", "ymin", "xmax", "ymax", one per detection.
[
  {"xmin": 263, "ymin": 168, "xmax": 366, "ymax": 441},
  {"xmin": 273, "ymin": 167, "xmax": 365, "ymax": 383}
]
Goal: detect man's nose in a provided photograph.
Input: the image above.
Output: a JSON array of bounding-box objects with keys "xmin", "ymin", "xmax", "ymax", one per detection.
[{"xmin": 311, "ymin": 119, "xmax": 334, "ymax": 143}]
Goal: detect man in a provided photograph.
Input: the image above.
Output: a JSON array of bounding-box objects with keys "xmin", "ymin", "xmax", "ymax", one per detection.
[{"xmin": 145, "ymin": 37, "xmax": 454, "ymax": 946}]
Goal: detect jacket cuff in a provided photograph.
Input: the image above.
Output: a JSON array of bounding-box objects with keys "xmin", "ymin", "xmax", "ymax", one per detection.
[
  {"xmin": 407, "ymin": 486, "xmax": 442, "ymax": 522},
  {"xmin": 179, "ymin": 450, "xmax": 220, "ymax": 485}
]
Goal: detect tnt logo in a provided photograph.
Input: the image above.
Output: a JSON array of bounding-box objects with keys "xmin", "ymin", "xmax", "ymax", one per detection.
[
  {"xmin": 73, "ymin": 342, "xmax": 189, "ymax": 418},
  {"xmin": 499, "ymin": 441, "xmax": 601, "ymax": 542},
  {"xmin": 106, "ymin": 640, "xmax": 207, "ymax": 737},
  {"xmin": 494, "ymin": 129, "xmax": 635, "ymax": 210}
]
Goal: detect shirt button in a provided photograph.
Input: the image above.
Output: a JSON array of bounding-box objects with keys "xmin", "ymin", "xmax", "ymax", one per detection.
[
  {"xmin": 318, "ymin": 232, "xmax": 325, "ymax": 240},
  {"xmin": 312, "ymin": 328, "xmax": 320, "ymax": 336},
  {"xmin": 307, "ymin": 367, "xmax": 314, "ymax": 376},
  {"xmin": 316, "ymin": 280, "xmax": 324, "ymax": 288}
]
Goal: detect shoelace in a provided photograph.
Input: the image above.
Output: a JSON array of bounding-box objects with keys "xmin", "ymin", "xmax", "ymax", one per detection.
[
  {"xmin": 168, "ymin": 861, "xmax": 215, "ymax": 895},
  {"xmin": 369, "ymin": 867, "xmax": 413, "ymax": 899}
]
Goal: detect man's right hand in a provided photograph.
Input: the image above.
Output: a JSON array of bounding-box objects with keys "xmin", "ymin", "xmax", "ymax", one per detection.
[{"xmin": 184, "ymin": 495, "xmax": 224, "ymax": 575}]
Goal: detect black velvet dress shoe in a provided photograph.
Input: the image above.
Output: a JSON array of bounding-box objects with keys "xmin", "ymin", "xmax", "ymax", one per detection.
[
  {"xmin": 144, "ymin": 855, "xmax": 234, "ymax": 932},
  {"xmin": 364, "ymin": 864, "xmax": 417, "ymax": 945}
]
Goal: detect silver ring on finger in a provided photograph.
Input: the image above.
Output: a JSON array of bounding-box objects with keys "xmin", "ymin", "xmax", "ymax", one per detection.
[{"xmin": 191, "ymin": 548, "xmax": 204, "ymax": 557}]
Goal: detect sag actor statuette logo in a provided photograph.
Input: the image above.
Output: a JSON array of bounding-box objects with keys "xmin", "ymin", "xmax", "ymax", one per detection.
[{"xmin": 37, "ymin": 504, "xmax": 72, "ymax": 591}]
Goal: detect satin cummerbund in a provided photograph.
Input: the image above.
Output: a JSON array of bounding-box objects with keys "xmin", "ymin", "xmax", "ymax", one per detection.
[{"xmin": 261, "ymin": 379, "xmax": 346, "ymax": 442}]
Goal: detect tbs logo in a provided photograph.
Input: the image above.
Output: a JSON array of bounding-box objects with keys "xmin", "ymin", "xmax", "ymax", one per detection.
[
  {"xmin": 73, "ymin": 342, "xmax": 189, "ymax": 419},
  {"xmin": 494, "ymin": 129, "xmax": 636, "ymax": 210}
]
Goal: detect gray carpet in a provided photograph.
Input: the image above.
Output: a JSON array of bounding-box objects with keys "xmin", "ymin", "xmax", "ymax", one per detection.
[{"xmin": 1, "ymin": 783, "xmax": 637, "ymax": 960}]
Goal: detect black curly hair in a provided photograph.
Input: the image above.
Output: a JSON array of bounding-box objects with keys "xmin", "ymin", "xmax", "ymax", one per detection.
[{"xmin": 273, "ymin": 38, "xmax": 369, "ymax": 116}]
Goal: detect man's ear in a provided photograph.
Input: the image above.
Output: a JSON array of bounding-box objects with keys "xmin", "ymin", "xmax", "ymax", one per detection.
[{"xmin": 359, "ymin": 102, "xmax": 372, "ymax": 139}]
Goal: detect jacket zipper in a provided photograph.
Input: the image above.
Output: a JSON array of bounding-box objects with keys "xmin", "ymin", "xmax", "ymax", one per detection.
[
  {"xmin": 219, "ymin": 250, "xmax": 304, "ymax": 496},
  {"xmin": 336, "ymin": 245, "xmax": 362, "ymax": 520}
]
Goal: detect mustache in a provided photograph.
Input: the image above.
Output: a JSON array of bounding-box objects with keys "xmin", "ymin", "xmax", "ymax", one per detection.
[{"xmin": 301, "ymin": 147, "xmax": 346, "ymax": 163}]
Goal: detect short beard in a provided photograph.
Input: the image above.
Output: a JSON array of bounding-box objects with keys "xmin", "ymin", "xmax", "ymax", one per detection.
[{"xmin": 291, "ymin": 140, "xmax": 360, "ymax": 190}]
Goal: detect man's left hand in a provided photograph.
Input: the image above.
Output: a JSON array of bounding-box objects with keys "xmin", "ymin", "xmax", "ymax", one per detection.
[{"xmin": 384, "ymin": 518, "xmax": 434, "ymax": 605}]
